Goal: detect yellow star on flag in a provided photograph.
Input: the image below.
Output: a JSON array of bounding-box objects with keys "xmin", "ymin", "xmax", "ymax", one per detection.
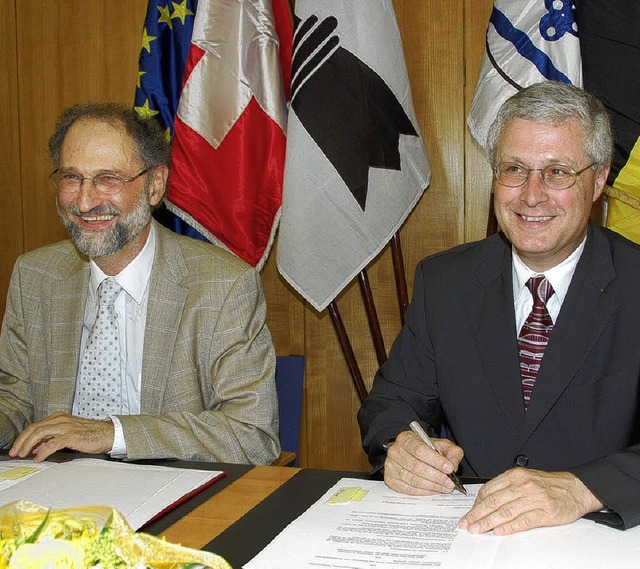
[
  {"xmin": 134, "ymin": 99, "xmax": 159, "ymax": 119},
  {"xmin": 171, "ymin": 0, "xmax": 194, "ymax": 25},
  {"xmin": 136, "ymin": 70, "xmax": 146, "ymax": 89},
  {"xmin": 157, "ymin": 4, "xmax": 173, "ymax": 29},
  {"xmin": 141, "ymin": 27, "xmax": 157, "ymax": 53}
]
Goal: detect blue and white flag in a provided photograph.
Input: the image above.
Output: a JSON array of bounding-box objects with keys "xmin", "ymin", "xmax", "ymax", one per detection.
[{"xmin": 468, "ymin": 0, "xmax": 582, "ymax": 152}]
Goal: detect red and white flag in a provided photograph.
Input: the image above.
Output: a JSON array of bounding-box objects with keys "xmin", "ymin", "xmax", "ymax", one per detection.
[{"xmin": 165, "ymin": 0, "xmax": 292, "ymax": 268}]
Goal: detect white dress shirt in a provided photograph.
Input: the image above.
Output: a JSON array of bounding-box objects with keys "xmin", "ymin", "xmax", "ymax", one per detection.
[
  {"xmin": 512, "ymin": 236, "xmax": 586, "ymax": 334},
  {"xmin": 72, "ymin": 224, "xmax": 156, "ymax": 457}
]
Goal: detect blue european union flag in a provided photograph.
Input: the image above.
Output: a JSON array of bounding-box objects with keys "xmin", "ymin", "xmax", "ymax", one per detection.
[
  {"xmin": 134, "ymin": 0, "xmax": 208, "ymax": 242},
  {"xmin": 134, "ymin": 0, "xmax": 199, "ymax": 137}
]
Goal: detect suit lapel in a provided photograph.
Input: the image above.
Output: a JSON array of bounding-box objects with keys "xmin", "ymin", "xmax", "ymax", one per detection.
[
  {"xmin": 464, "ymin": 234, "xmax": 526, "ymax": 437},
  {"xmin": 518, "ymin": 225, "xmax": 618, "ymax": 445},
  {"xmin": 140, "ymin": 223, "xmax": 188, "ymax": 414},
  {"xmin": 48, "ymin": 249, "xmax": 89, "ymax": 415}
]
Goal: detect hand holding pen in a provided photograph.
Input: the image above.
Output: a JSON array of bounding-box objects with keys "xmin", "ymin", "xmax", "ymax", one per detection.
[{"xmin": 409, "ymin": 421, "xmax": 467, "ymax": 495}]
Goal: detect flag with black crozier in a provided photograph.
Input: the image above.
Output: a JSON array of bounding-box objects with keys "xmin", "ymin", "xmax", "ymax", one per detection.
[
  {"xmin": 576, "ymin": 1, "xmax": 640, "ymax": 244},
  {"xmin": 276, "ymin": 0, "xmax": 431, "ymax": 312},
  {"xmin": 468, "ymin": 0, "xmax": 582, "ymax": 151},
  {"xmin": 134, "ymin": 0, "xmax": 292, "ymax": 269}
]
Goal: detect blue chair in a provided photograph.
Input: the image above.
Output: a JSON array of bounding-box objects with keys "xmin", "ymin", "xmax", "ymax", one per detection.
[{"xmin": 273, "ymin": 355, "xmax": 305, "ymax": 466}]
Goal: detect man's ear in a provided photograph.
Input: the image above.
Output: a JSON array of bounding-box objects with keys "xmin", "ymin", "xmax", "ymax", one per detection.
[
  {"xmin": 592, "ymin": 164, "xmax": 610, "ymax": 203},
  {"xmin": 148, "ymin": 165, "xmax": 169, "ymax": 206}
]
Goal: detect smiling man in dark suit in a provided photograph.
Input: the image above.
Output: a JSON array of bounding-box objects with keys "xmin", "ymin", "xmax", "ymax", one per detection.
[{"xmin": 359, "ymin": 81, "xmax": 640, "ymax": 533}]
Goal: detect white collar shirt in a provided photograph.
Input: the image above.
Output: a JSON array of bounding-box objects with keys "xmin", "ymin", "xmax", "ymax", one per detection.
[
  {"xmin": 73, "ymin": 223, "xmax": 156, "ymax": 457},
  {"xmin": 512, "ymin": 235, "xmax": 586, "ymax": 335}
]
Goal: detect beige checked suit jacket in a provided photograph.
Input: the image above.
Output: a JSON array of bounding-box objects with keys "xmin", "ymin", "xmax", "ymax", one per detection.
[{"xmin": 0, "ymin": 221, "xmax": 279, "ymax": 464}]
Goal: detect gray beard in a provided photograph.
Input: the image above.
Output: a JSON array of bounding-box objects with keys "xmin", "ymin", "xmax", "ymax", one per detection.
[{"xmin": 58, "ymin": 191, "xmax": 152, "ymax": 259}]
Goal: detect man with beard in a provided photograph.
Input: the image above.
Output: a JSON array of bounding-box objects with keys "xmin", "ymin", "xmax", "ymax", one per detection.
[{"xmin": 0, "ymin": 103, "xmax": 280, "ymax": 465}]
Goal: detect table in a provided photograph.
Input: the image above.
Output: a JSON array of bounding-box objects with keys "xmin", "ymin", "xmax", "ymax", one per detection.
[
  {"xmin": 158, "ymin": 465, "xmax": 301, "ymax": 549},
  {"xmin": 155, "ymin": 467, "xmax": 495, "ymax": 568},
  {"xmin": 1, "ymin": 453, "xmax": 492, "ymax": 568},
  {"xmin": 161, "ymin": 468, "xmax": 636, "ymax": 569},
  {"xmin": 159, "ymin": 466, "xmax": 374, "ymax": 568},
  {"xmin": 139, "ymin": 461, "xmax": 253, "ymax": 536}
]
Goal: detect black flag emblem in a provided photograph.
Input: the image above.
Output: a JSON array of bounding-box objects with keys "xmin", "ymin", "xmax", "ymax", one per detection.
[{"xmin": 291, "ymin": 14, "xmax": 419, "ymax": 211}]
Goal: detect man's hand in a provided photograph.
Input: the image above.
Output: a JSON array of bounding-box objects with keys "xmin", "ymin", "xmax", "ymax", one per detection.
[
  {"xmin": 384, "ymin": 430, "xmax": 464, "ymax": 495},
  {"xmin": 8, "ymin": 412, "xmax": 115, "ymax": 462},
  {"xmin": 459, "ymin": 467, "xmax": 605, "ymax": 535}
]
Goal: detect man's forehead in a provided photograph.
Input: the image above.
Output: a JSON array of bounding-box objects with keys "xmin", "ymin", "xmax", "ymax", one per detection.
[
  {"xmin": 65, "ymin": 117, "xmax": 129, "ymax": 140},
  {"xmin": 498, "ymin": 117, "xmax": 588, "ymax": 158},
  {"xmin": 60, "ymin": 119, "xmax": 136, "ymax": 164},
  {"xmin": 503, "ymin": 116, "xmax": 585, "ymax": 136}
]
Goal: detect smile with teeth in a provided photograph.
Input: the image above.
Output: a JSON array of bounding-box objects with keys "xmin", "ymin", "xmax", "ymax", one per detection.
[
  {"xmin": 519, "ymin": 214, "xmax": 553, "ymax": 222},
  {"xmin": 80, "ymin": 214, "xmax": 115, "ymax": 222}
]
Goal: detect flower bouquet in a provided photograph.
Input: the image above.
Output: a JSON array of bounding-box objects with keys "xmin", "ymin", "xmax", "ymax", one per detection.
[{"xmin": 0, "ymin": 501, "xmax": 231, "ymax": 569}]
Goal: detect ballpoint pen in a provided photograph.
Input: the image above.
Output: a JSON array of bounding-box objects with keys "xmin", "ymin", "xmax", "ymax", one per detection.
[{"xmin": 409, "ymin": 420, "xmax": 467, "ymax": 496}]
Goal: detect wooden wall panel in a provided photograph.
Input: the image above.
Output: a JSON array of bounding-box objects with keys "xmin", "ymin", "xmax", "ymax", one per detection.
[
  {"xmin": 1, "ymin": 0, "xmax": 498, "ymax": 471},
  {"xmin": 0, "ymin": 0, "xmax": 22, "ymax": 321},
  {"xmin": 464, "ymin": 0, "xmax": 495, "ymax": 243},
  {"xmin": 15, "ymin": 0, "xmax": 148, "ymax": 255}
]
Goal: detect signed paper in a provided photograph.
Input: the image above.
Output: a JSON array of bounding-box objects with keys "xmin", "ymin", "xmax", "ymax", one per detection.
[
  {"xmin": 245, "ymin": 478, "xmax": 640, "ymax": 569},
  {"xmin": 245, "ymin": 478, "xmax": 480, "ymax": 568}
]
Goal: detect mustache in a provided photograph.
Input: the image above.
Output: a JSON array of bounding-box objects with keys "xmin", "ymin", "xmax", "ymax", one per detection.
[{"xmin": 66, "ymin": 205, "xmax": 120, "ymax": 217}]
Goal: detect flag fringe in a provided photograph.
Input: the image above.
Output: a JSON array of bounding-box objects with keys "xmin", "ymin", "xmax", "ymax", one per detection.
[{"xmin": 164, "ymin": 199, "xmax": 281, "ymax": 271}]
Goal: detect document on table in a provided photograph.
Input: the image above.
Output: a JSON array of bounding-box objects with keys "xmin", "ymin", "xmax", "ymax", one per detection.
[
  {"xmin": 0, "ymin": 458, "xmax": 223, "ymax": 530},
  {"xmin": 245, "ymin": 478, "xmax": 479, "ymax": 568},
  {"xmin": 245, "ymin": 477, "xmax": 640, "ymax": 569}
]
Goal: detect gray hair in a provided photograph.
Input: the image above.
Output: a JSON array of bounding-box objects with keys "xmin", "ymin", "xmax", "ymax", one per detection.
[
  {"xmin": 48, "ymin": 102, "xmax": 170, "ymax": 169},
  {"xmin": 486, "ymin": 81, "xmax": 613, "ymax": 168}
]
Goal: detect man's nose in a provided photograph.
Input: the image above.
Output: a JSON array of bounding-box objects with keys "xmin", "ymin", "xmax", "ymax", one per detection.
[
  {"xmin": 519, "ymin": 170, "xmax": 549, "ymax": 206},
  {"xmin": 75, "ymin": 178, "xmax": 104, "ymax": 209}
]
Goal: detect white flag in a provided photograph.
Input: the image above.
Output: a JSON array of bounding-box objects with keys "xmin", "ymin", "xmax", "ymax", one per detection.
[
  {"xmin": 277, "ymin": 0, "xmax": 431, "ymax": 312},
  {"xmin": 468, "ymin": 0, "xmax": 582, "ymax": 151}
]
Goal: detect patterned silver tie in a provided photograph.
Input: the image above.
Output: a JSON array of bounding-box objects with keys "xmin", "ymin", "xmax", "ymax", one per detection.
[{"xmin": 75, "ymin": 277, "xmax": 123, "ymax": 419}]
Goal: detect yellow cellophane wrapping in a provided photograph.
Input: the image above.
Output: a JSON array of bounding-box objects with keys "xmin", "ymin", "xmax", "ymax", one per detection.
[{"xmin": 0, "ymin": 500, "xmax": 232, "ymax": 569}]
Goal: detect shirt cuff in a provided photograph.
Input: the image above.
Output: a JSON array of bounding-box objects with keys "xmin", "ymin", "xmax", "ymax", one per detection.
[
  {"xmin": 382, "ymin": 437, "xmax": 397, "ymax": 451},
  {"xmin": 109, "ymin": 416, "xmax": 127, "ymax": 458}
]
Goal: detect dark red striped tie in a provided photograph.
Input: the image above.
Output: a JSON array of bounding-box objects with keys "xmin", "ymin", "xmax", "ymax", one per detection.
[{"xmin": 518, "ymin": 276, "xmax": 554, "ymax": 410}]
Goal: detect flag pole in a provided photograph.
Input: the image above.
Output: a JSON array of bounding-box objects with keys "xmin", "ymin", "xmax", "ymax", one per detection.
[
  {"xmin": 390, "ymin": 232, "xmax": 408, "ymax": 324},
  {"xmin": 358, "ymin": 269, "xmax": 387, "ymax": 366},
  {"xmin": 327, "ymin": 301, "xmax": 369, "ymax": 404},
  {"xmin": 328, "ymin": 233, "xmax": 412, "ymax": 403}
]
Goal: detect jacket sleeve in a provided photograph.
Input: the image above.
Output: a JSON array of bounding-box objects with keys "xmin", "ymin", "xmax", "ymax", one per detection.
[
  {"xmin": 569, "ymin": 446, "xmax": 640, "ymax": 529},
  {"xmin": 119, "ymin": 266, "xmax": 280, "ymax": 465},
  {"xmin": 0, "ymin": 258, "xmax": 34, "ymax": 446}
]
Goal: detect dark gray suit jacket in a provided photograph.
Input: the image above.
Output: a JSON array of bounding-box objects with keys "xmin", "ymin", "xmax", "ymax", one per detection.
[{"xmin": 359, "ymin": 223, "xmax": 640, "ymax": 528}]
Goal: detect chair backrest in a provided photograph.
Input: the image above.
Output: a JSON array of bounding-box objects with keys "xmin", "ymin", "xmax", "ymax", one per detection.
[{"xmin": 275, "ymin": 355, "xmax": 305, "ymax": 466}]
